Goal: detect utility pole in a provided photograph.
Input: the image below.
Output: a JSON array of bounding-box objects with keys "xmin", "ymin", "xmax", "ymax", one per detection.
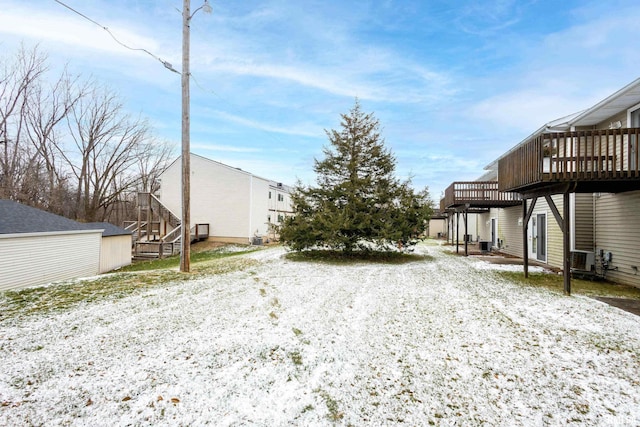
[
  {"xmin": 180, "ymin": 0, "xmax": 191, "ymax": 272},
  {"xmin": 179, "ymin": 0, "xmax": 211, "ymax": 273}
]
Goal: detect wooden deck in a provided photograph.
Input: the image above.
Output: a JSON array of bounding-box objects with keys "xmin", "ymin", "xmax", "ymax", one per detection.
[
  {"xmin": 442, "ymin": 181, "xmax": 522, "ymax": 210},
  {"xmin": 498, "ymin": 128, "xmax": 640, "ymax": 195},
  {"xmin": 133, "ymin": 224, "xmax": 209, "ymax": 259}
]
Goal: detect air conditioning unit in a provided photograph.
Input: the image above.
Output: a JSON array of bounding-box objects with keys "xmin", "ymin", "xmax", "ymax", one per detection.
[{"xmin": 571, "ymin": 250, "xmax": 595, "ymax": 272}]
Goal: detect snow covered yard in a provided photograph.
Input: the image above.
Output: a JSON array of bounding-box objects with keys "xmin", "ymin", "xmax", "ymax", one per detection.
[{"xmin": 1, "ymin": 243, "xmax": 639, "ymax": 426}]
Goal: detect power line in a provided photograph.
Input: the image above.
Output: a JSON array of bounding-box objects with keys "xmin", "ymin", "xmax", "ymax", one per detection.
[
  {"xmin": 52, "ymin": 0, "xmax": 301, "ymax": 156},
  {"xmin": 52, "ymin": 0, "xmax": 179, "ymax": 74}
]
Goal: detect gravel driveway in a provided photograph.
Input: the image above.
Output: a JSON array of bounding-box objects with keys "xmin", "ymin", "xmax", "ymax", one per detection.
[{"xmin": 1, "ymin": 243, "xmax": 639, "ymax": 425}]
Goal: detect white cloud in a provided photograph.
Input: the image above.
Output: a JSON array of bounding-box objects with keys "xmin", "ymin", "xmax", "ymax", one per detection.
[
  {"xmin": 207, "ymin": 110, "xmax": 322, "ymax": 138},
  {"xmin": 191, "ymin": 143, "xmax": 262, "ymax": 153},
  {"xmin": 453, "ymin": 0, "xmax": 523, "ymax": 36},
  {"xmin": 468, "ymin": 2, "xmax": 640, "ymax": 133}
]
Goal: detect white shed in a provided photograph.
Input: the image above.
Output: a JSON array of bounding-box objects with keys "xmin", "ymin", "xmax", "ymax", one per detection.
[
  {"xmin": 85, "ymin": 222, "xmax": 132, "ymax": 273},
  {"xmin": 0, "ymin": 200, "xmax": 103, "ymax": 291}
]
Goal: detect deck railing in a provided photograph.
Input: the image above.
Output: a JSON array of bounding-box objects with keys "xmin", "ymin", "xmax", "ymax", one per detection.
[
  {"xmin": 133, "ymin": 223, "xmax": 210, "ymax": 258},
  {"xmin": 443, "ymin": 181, "xmax": 522, "ymax": 209},
  {"xmin": 499, "ymin": 128, "xmax": 640, "ymax": 192}
]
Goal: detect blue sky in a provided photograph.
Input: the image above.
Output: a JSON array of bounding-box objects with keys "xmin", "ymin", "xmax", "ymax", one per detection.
[{"xmin": 1, "ymin": 0, "xmax": 639, "ymax": 199}]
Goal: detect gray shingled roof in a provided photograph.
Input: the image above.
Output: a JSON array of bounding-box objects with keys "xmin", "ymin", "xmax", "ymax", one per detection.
[
  {"xmin": 85, "ymin": 222, "xmax": 132, "ymax": 237},
  {"xmin": 0, "ymin": 200, "xmax": 98, "ymax": 235}
]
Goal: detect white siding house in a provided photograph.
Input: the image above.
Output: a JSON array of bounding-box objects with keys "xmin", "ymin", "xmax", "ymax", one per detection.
[
  {"xmin": 492, "ymin": 77, "xmax": 640, "ymax": 288},
  {"xmin": 159, "ymin": 154, "xmax": 293, "ymax": 244},
  {"xmin": 0, "ymin": 200, "xmax": 103, "ymax": 291}
]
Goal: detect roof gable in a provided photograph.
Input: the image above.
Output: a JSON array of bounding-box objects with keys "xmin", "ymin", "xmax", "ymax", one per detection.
[
  {"xmin": 491, "ymin": 77, "xmax": 640, "ymax": 167},
  {"xmin": 568, "ymin": 77, "xmax": 640, "ymax": 127}
]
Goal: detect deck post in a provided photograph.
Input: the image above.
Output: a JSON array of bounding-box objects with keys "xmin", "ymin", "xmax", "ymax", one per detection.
[
  {"xmin": 463, "ymin": 209, "xmax": 469, "ymax": 256},
  {"xmin": 450, "ymin": 214, "xmax": 454, "ymax": 246},
  {"xmin": 522, "ymin": 199, "xmax": 528, "ymax": 278},
  {"xmin": 146, "ymin": 200, "xmax": 152, "ymax": 242},
  {"xmin": 563, "ymin": 191, "xmax": 571, "ymax": 295},
  {"xmin": 455, "ymin": 212, "xmax": 460, "ymax": 254},
  {"xmin": 136, "ymin": 203, "xmax": 142, "ymax": 255}
]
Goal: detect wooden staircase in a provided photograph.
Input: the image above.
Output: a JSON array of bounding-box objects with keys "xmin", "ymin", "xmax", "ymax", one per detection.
[{"xmin": 128, "ymin": 193, "xmax": 209, "ymax": 259}]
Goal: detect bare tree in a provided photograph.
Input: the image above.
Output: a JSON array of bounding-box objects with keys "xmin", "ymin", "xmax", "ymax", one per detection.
[
  {"xmin": 0, "ymin": 45, "xmax": 48, "ymax": 202},
  {"xmin": 24, "ymin": 69, "xmax": 85, "ymax": 215},
  {"xmin": 61, "ymin": 84, "xmax": 157, "ymax": 222},
  {"xmin": 136, "ymin": 138, "xmax": 174, "ymax": 194},
  {"xmin": 2, "ymin": 45, "xmax": 175, "ymax": 225}
]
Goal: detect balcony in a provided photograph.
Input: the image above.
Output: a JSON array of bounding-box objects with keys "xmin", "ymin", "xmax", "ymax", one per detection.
[
  {"xmin": 442, "ymin": 181, "xmax": 522, "ymax": 210},
  {"xmin": 498, "ymin": 128, "xmax": 640, "ymax": 195}
]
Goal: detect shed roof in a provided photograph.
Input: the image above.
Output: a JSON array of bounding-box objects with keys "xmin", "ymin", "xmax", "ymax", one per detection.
[
  {"xmin": 0, "ymin": 200, "xmax": 95, "ymax": 234},
  {"xmin": 84, "ymin": 222, "xmax": 132, "ymax": 237}
]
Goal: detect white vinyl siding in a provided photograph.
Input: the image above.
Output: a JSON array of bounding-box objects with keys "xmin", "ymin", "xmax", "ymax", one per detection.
[
  {"xmin": 594, "ymin": 190, "xmax": 640, "ymax": 288},
  {"xmin": 249, "ymin": 177, "xmax": 270, "ymax": 238},
  {"xmin": 427, "ymin": 218, "xmax": 446, "ymax": 238},
  {"xmin": 498, "ymin": 205, "xmax": 523, "ymax": 258},
  {"xmin": 0, "ymin": 230, "xmax": 102, "ymax": 291},
  {"xmin": 449, "ymin": 213, "xmax": 479, "ymax": 243},
  {"xmin": 100, "ymin": 235, "xmax": 132, "ymax": 273},
  {"xmin": 574, "ymin": 193, "xmax": 594, "ymax": 251},
  {"xmin": 159, "ymin": 154, "xmax": 275, "ymax": 242},
  {"xmin": 477, "ymin": 211, "xmax": 491, "ymax": 242},
  {"xmin": 543, "ymin": 195, "xmax": 563, "ymax": 269}
]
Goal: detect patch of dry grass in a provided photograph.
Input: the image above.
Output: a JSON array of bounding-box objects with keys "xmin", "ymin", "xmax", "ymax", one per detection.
[
  {"xmin": 496, "ymin": 271, "xmax": 640, "ymax": 299},
  {"xmin": 0, "ymin": 253, "xmax": 258, "ymax": 321}
]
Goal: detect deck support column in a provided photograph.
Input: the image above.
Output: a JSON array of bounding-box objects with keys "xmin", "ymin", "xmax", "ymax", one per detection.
[
  {"xmin": 563, "ymin": 192, "xmax": 571, "ymax": 295},
  {"xmin": 136, "ymin": 203, "xmax": 142, "ymax": 257},
  {"xmin": 146, "ymin": 199, "xmax": 152, "ymax": 242},
  {"xmin": 522, "ymin": 199, "xmax": 528, "ymax": 278},
  {"xmin": 522, "ymin": 197, "xmax": 538, "ymax": 279},
  {"xmin": 455, "ymin": 212, "xmax": 460, "ymax": 254},
  {"xmin": 463, "ymin": 208, "xmax": 469, "ymax": 256},
  {"xmin": 542, "ymin": 193, "xmax": 572, "ymax": 295}
]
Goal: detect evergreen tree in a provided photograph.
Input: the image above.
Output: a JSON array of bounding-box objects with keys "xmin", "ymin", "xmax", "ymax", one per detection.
[{"xmin": 280, "ymin": 100, "xmax": 433, "ymax": 253}]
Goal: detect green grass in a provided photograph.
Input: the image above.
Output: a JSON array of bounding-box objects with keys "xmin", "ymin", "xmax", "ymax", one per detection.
[
  {"xmin": 315, "ymin": 389, "xmax": 344, "ymax": 422},
  {"xmin": 496, "ymin": 271, "xmax": 640, "ymax": 299},
  {"xmin": 0, "ymin": 247, "xmax": 259, "ymax": 321},
  {"xmin": 119, "ymin": 246, "xmax": 256, "ymax": 272},
  {"xmin": 284, "ymin": 249, "xmax": 433, "ymax": 265}
]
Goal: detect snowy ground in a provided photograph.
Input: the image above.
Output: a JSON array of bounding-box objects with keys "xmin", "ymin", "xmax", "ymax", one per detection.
[{"xmin": 1, "ymin": 243, "xmax": 639, "ymax": 426}]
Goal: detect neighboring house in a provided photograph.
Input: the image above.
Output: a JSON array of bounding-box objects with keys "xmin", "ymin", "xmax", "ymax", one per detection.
[
  {"xmin": 267, "ymin": 181, "xmax": 294, "ymax": 242},
  {"xmin": 495, "ymin": 77, "xmax": 640, "ymax": 290},
  {"xmin": 427, "ymin": 210, "xmax": 447, "ymax": 239},
  {"xmin": 0, "ymin": 200, "xmax": 103, "ymax": 291},
  {"xmin": 159, "ymin": 153, "xmax": 294, "ymax": 245},
  {"xmin": 85, "ymin": 222, "xmax": 133, "ymax": 273}
]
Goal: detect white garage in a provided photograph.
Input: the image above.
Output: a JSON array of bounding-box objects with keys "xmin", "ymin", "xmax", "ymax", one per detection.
[{"xmin": 0, "ymin": 200, "xmax": 103, "ymax": 291}]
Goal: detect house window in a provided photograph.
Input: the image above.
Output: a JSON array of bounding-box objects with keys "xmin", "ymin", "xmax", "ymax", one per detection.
[
  {"xmin": 278, "ymin": 214, "xmax": 284, "ymax": 222},
  {"xmin": 269, "ymin": 191, "xmax": 272, "ymax": 199},
  {"xmin": 277, "ymin": 194, "xmax": 284, "ymax": 202},
  {"xmin": 267, "ymin": 215, "xmax": 271, "ymax": 222}
]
